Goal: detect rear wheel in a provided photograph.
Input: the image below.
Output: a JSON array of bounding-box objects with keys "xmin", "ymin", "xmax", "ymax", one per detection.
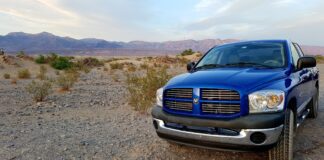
[
  {"xmin": 308, "ymin": 88, "xmax": 319, "ymax": 118},
  {"xmin": 268, "ymin": 109, "xmax": 294, "ymax": 160}
]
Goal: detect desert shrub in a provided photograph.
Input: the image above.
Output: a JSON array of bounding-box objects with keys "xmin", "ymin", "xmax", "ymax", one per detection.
[
  {"xmin": 110, "ymin": 62, "xmax": 124, "ymax": 70},
  {"xmin": 37, "ymin": 65, "xmax": 47, "ymax": 80},
  {"xmin": 56, "ymin": 70, "xmax": 79, "ymax": 91},
  {"xmin": 35, "ymin": 55, "xmax": 46, "ymax": 64},
  {"xmin": 106, "ymin": 57, "xmax": 129, "ymax": 63},
  {"xmin": 46, "ymin": 53, "xmax": 58, "ymax": 62},
  {"xmin": 179, "ymin": 49, "xmax": 195, "ymax": 56},
  {"xmin": 16, "ymin": 51, "xmax": 25, "ymax": 58},
  {"xmin": 51, "ymin": 56, "xmax": 72, "ymax": 70},
  {"xmin": 73, "ymin": 57, "xmax": 103, "ymax": 72},
  {"xmin": 153, "ymin": 63, "xmax": 162, "ymax": 68},
  {"xmin": 81, "ymin": 57, "xmax": 103, "ymax": 67},
  {"xmin": 315, "ymin": 55, "xmax": 324, "ymax": 63},
  {"xmin": 126, "ymin": 67, "xmax": 171, "ymax": 112},
  {"xmin": 127, "ymin": 65, "xmax": 137, "ymax": 72},
  {"xmin": 140, "ymin": 63, "xmax": 149, "ymax": 70},
  {"xmin": 3, "ymin": 73, "xmax": 10, "ymax": 79},
  {"xmin": 64, "ymin": 68, "xmax": 80, "ymax": 82},
  {"xmin": 25, "ymin": 80, "xmax": 52, "ymax": 102},
  {"xmin": 17, "ymin": 69, "xmax": 31, "ymax": 79},
  {"xmin": 177, "ymin": 56, "xmax": 189, "ymax": 64}
]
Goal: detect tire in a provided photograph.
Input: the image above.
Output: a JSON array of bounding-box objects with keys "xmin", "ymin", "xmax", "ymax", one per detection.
[
  {"xmin": 268, "ymin": 109, "xmax": 294, "ymax": 160},
  {"xmin": 308, "ymin": 88, "xmax": 319, "ymax": 118}
]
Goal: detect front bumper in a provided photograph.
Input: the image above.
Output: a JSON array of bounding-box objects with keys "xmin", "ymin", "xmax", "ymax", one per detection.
[{"xmin": 152, "ymin": 106, "xmax": 284, "ymax": 151}]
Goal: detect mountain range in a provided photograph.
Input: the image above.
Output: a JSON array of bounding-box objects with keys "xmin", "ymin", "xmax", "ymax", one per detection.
[{"xmin": 0, "ymin": 32, "xmax": 323, "ymax": 56}]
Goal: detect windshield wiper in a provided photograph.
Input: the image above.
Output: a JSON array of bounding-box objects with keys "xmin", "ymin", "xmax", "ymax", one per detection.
[
  {"xmin": 193, "ymin": 64, "xmax": 225, "ymax": 71},
  {"xmin": 224, "ymin": 62, "xmax": 275, "ymax": 68}
]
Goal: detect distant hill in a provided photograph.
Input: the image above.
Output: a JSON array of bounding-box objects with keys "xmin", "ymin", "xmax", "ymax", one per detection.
[{"xmin": 0, "ymin": 32, "xmax": 323, "ymax": 55}]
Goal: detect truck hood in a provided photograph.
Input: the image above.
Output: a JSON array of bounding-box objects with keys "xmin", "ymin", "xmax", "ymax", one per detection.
[{"xmin": 166, "ymin": 68, "xmax": 288, "ymax": 91}]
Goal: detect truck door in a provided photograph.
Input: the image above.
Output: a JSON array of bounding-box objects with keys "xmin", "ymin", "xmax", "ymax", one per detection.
[{"xmin": 292, "ymin": 43, "xmax": 313, "ymax": 114}]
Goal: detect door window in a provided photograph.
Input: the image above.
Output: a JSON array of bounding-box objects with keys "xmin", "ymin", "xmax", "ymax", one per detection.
[{"xmin": 291, "ymin": 43, "xmax": 300, "ymax": 68}]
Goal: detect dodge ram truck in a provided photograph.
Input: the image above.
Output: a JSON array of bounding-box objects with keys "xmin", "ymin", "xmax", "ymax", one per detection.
[{"xmin": 151, "ymin": 40, "xmax": 319, "ymax": 160}]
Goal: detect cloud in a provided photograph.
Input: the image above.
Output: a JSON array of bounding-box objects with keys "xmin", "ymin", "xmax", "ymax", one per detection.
[
  {"xmin": 0, "ymin": 0, "xmax": 324, "ymax": 45},
  {"xmin": 36, "ymin": 0, "xmax": 78, "ymax": 18},
  {"xmin": 182, "ymin": 0, "xmax": 324, "ymax": 45}
]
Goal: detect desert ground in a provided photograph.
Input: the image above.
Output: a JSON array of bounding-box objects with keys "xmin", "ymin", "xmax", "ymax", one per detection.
[{"xmin": 0, "ymin": 54, "xmax": 323, "ymax": 160}]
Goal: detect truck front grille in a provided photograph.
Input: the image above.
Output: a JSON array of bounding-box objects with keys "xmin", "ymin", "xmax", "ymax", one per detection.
[
  {"xmin": 165, "ymin": 88, "xmax": 193, "ymax": 99},
  {"xmin": 163, "ymin": 88, "xmax": 241, "ymax": 116},
  {"xmin": 201, "ymin": 89, "xmax": 240, "ymax": 101},
  {"xmin": 164, "ymin": 100, "xmax": 192, "ymax": 112},
  {"xmin": 201, "ymin": 103, "xmax": 240, "ymax": 114}
]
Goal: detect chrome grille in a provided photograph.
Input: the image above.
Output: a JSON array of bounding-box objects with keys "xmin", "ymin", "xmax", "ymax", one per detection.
[
  {"xmin": 165, "ymin": 88, "xmax": 193, "ymax": 99},
  {"xmin": 165, "ymin": 100, "xmax": 192, "ymax": 112},
  {"xmin": 201, "ymin": 89, "xmax": 240, "ymax": 100},
  {"xmin": 201, "ymin": 103, "xmax": 240, "ymax": 114}
]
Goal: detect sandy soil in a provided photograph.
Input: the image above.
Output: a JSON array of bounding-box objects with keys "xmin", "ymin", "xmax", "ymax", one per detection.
[{"xmin": 0, "ymin": 57, "xmax": 323, "ymax": 160}]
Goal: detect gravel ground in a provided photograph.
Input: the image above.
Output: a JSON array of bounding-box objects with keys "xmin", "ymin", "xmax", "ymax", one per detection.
[{"xmin": 0, "ymin": 65, "xmax": 323, "ymax": 160}]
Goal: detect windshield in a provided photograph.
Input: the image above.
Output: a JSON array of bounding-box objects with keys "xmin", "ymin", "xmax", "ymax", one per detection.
[{"xmin": 195, "ymin": 41, "xmax": 287, "ymax": 70}]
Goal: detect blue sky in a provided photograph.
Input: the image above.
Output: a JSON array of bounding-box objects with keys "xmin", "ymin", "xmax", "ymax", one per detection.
[{"xmin": 0, "ymin": 0, "xmax": 324, "ymax": 45}]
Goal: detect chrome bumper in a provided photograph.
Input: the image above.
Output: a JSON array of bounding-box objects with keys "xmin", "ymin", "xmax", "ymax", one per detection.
[{"xmin": 153, "ymin": 118, "xmax": 283, "ymax": 146}]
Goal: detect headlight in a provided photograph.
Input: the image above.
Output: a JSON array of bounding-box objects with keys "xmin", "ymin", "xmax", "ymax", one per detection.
[
  {"xmin": 249, "ymin": 90, "xmax": 285, "ymax": 113},
  {"xmin": 156, "ymin": 87, "xmax": 163, "ymax": 107}
]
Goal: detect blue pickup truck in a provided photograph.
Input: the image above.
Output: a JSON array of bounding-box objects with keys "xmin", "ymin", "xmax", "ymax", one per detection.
[{"xmin": 151, "ymin": 40, "xmax": 319, "ymax": 160}]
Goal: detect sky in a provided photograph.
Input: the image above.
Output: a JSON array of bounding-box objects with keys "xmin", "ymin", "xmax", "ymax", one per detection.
[{"xmin": 0, "ymin": 0, "xmax": 324, "ymax": 45}]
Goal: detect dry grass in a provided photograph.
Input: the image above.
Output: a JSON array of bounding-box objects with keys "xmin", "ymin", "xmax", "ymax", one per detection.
[
  {"xmin": 25, "ymin": 80, "xmax": 52, "ymax": 102},
  {"xmin": 36, "ymin": 65, "xmax": 47, "ymax": 80},
  {"xmin": 17, "ymin": 69, "xmax": 31, "ymax": 79},
  {"xmin": 56, "ymin": 69, "xmax": 79, "ymax": 91},
  {"xmin": 3, "ymin": 73, "xmax": 10, "ymax": 79},
  {"xmin": 110, "ymin": 62, "xmax": 124, "ymax": 70},
  {"xmin": 126, "ymin": 67, "xmax": 171, "ymax": 112},
  {"xmin": 140, "ymin": 63, "xmax": 149, "ymax": 70}
]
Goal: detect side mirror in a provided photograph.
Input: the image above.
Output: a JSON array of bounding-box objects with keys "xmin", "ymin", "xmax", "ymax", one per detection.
[
  {"xmin": 297, "ymin": 56, "xmax": 316, "ymax": 70},
  {"xmin": 187, "ymin": 62, "xmax": 196, "ymax": 72}
]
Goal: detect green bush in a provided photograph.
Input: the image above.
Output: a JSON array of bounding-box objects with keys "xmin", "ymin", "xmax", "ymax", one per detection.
[
  {"xmin": 17, "ymin": 69, "xmax": 31, "ymax": 79},
  {"xmin": 179, "ymin": 49, "xmax": 195, "ymax": 56},
  {"xmin": 126, "ymin": 67, "xmax": 171, "ymax": 112},
  {"xmin": 25, "ymin": 80, "xmax": 52, "ymax": 102},
  {"xmin": 46, "ymin": 53, "xmax": 58, "ymax": 62},
  {"xmin": 51, "ymin": 56, "xmax": 72, "ymax": 70},
  {"xmin": 35, "ymin": 55, "xmax": 46, "ymax": 64},
  {"xmin": 3, "ymin": 73, "xmax": 10, "ymax": 79}
]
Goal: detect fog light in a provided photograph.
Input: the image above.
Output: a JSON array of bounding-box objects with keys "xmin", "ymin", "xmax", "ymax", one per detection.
[
  {"xmin": 250, "ymin": 132, "xmax": 266, "ymax": 144},
  {"xmin": 153, "ymin": 120, "xmax": 158, "ymax": 129}
]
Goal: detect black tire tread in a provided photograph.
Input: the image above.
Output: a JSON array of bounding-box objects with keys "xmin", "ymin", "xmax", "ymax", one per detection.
[
  {"xmin": 268, "ymin": 109, "xmax": 293, "ymax": 160},
  {"xmin": 308, "ymin": 88, "xmax": 319, "ymax": 118}
]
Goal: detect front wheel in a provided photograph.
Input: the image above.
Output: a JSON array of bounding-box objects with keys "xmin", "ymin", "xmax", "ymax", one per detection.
[
  {"xmin": 268, "ymin": 109, "xmax": 294, "ymax": 160},
  {"xmin": 308, "ymin": 88, "xmax": 319, "ymax": 118}
]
